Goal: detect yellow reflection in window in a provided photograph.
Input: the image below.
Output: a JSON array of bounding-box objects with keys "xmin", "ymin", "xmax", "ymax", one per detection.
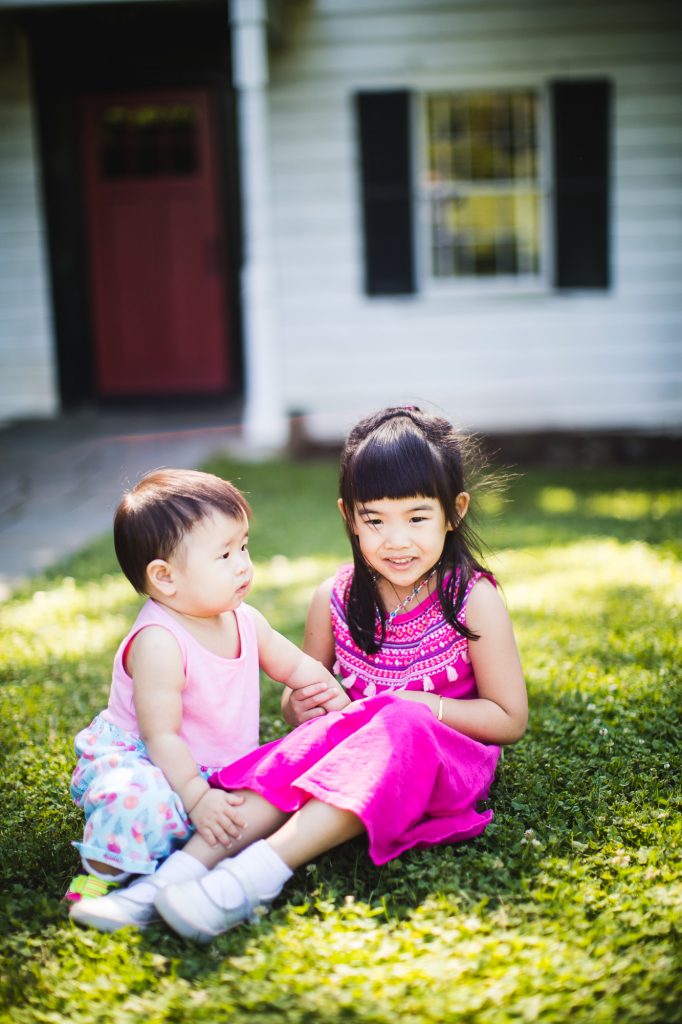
[{"xmin": 425, "ymin": 90, "xmax": 541, "ymax": 279}]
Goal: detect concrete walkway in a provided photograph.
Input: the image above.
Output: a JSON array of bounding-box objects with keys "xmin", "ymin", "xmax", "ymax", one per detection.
[{"xmin": 0, "ymin": 404, "xmax": 248, "ymax": 598}]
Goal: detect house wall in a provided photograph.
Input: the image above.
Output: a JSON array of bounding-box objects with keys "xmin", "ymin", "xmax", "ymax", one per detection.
[
  {"xmin": 267, "ymin": 0, "xmax": 682, "ymax": 439},
  {"xmin": 0, "ymin": 17, "xmax": 57, "ymax": 423}
]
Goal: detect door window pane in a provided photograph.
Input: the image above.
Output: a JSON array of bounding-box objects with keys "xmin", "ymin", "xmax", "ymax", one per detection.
[{"xmin": 99, "ymin": 105, "xmax": 199, "ymax": 180}]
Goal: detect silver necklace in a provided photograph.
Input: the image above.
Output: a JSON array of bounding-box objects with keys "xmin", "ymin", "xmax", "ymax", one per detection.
[{"xmin": 386, "ymin": 566, "xmax": 438, "ymax": 624}]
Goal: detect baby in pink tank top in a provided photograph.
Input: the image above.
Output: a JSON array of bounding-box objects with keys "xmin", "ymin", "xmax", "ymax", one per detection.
[{"xmin": 67, "ymin": 468, "xmax": 348, "ymax": 929}]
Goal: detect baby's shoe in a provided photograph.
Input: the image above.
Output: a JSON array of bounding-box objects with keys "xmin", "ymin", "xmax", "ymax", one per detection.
[
  {"xmin": 63, "ymin": 874, "xmax": 121, "ymax": 904},
  {"xmin": 155, "ymin": 860, "xmax": 266, "ymax": 943},
  {"xmin": 69, "ymin": 876, "xmax": 164, "ymax": 932}
]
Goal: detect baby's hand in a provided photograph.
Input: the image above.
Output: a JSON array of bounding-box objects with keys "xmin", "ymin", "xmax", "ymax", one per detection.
[{"xmin": 189, "ymin": 788, "xmax": 246, "ymax": 849}]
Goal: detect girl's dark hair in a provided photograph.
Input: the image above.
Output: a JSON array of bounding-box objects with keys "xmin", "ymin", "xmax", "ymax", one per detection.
[
  {"xmin": 339, "ymin": 406, "xmax": 486, "ymax": 653},
  {"xmin": 114, "ymin": 468, "xmax": 251, "ymax": 594}
]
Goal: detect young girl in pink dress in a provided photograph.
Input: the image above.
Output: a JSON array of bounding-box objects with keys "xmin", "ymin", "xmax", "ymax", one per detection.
[{"xmin": 76, "ymin": 407, "xmax": 527, "ymax": 941}]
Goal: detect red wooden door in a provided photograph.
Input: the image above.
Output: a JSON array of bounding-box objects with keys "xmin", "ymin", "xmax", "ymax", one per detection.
[{"xmin": 82, "ymin": 90, "xmax": 231, "ymax": 396}]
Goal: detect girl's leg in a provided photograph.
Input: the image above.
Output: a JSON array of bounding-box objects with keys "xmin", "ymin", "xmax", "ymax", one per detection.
[
  {"xmin": 183, "ymin": 791, "xmax": 363, "ymax": 870},
  {"xmin": 266, "ymin": 798, "xmax": 364, "ymax": 869},
  {"xmin": 182, "ymin": 791, "xmax": 290, "ymax": 868}
]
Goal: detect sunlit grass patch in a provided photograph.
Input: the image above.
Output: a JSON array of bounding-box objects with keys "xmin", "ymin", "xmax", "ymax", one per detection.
[
  {"xmin": 0, "ymin": 574, "xmax": 139, "ymax": 668},
  {"xmin": 497, "ymin": 538, "xmax": 682, "ymax": 616},
  {"xmin": 249, "ymin": 556, "xmax": 340, "ymax": 641},
  {"xmin": 537, "ymin": 485, "xmax": 682, "ymax": 521}
]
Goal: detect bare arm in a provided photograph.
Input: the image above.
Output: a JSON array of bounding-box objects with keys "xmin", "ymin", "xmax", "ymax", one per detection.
[
  {"xmin": 281, "ymin": 577, "xmax": 342, "ymax": 726},
  {"xmin": 130, "ymin": 626, "xmax": 246, "ymax": 848},
  {"xmin": 392, "ymin": 579, "xmax": 528, "ymax": 745},
  {"xmin": 251, "ymin": 598, "xmax": 348, "ymax": 714}
]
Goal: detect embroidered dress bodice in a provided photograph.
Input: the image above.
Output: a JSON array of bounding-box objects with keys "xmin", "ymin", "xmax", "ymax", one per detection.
[
  {"xmin": 211, "ymin": 562, "xmax": 501, "ymax": 865},
  {"xmin": 330, "ymin": 564, "xmax": 492, "ymax": 701}
]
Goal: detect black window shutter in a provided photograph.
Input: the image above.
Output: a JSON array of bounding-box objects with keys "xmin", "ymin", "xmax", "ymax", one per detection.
[
  {"xmin": 356, "ymin": 91, "xmax": 415, "ymax": 295},
  {"xmin": 551, "ymin": 79, "xmax": 612, "ymax": 289}
]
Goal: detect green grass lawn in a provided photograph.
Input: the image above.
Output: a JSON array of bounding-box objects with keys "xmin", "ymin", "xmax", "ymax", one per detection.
[{"xmin": 1, "ymin": 458, "xmax": 680, "ymax": 1024}]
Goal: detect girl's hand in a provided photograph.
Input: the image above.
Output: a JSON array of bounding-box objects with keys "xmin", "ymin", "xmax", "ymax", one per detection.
[
  {"xmin": 189, "ymin": 789, "xmax": 247, "ymax": 849},
  {"xmin": 286, "ymin": 681, "xmax": 345, "ymax": 724},
  {"xmin": 320, "ymin": 686, "xmax": 351, "ymax": 713}
]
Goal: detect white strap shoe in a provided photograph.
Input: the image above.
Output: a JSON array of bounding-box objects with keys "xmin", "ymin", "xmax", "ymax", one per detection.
[
  {"xmin": 69, "ymin": 877, "xmax": 164, "ymax": 932},
  {"xmin": 154, "ymin": 859, "xmax": 266, "ymax": 943}
]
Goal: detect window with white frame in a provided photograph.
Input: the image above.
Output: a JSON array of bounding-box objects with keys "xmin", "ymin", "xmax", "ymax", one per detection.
[
  {"xmin": 357, "ymin": 82, "xmax": 608, "ymax": 295},
  {"xmin": 421, "ymin": 91, "xmax": 543, "ymax": 282}
]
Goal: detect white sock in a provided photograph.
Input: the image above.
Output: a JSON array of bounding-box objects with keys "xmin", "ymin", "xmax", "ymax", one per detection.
[
  {"xmin": 204, "ymin": 840, "xmax": 293, "ymax": 910},
  {"xmin": 122, "ymin": 850, "xmax": 208, "ymax": 905}
]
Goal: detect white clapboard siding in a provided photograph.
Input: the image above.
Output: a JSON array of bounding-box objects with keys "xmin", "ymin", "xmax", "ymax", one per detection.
[
  {"xmin": 273, "ymin": 36, "xmax": 681, "ymax": 85},
  {"xmin": 0, "ymin": 24, "xmax": 57, "ymax": 424},
  {"xmin": 267, "ymin": 0, "xmax": 682, "ymax": 437}
]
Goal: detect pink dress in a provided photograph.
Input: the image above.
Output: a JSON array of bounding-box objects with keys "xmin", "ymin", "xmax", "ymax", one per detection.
[{"xmin": 210, "ymin": 566, "xmax": 500, "ymax": 865}]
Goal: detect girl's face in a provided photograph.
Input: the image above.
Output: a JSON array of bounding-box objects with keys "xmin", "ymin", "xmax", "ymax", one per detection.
[
  {"xmin": 167, "ymin": 510, "xmax": 253, "ymax": 617},
  {"xmin": 344, "ymin": 494, "xmax": 468, "ymax": 595}
]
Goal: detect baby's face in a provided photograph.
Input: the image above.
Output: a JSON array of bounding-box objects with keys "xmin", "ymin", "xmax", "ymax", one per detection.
[{"xmin": 170, "ymin": 510, "xmax": 252, "ymax": 616}]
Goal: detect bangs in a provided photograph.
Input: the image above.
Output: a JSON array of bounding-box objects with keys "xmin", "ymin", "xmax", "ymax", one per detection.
[{"xmin": 348, "ymin": 430, "xmax": 448, "ymax": 508}]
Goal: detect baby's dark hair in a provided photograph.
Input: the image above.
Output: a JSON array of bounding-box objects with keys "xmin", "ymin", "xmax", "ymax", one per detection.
[
  {"xmin": 114, "ymin": 468, "xmax": 251, "ymax": 594},
  {"xmin": 339, "ymin": 406, "xmax": 486, "ymax": 653}
]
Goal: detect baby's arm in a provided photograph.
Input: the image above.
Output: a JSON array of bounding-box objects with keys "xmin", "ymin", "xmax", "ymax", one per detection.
[
  {"xmin": 282, "ymin": 576, "xmax": 342, "ymax": 726},
  {"xmin": 393, "ymin": 579, "xmax": 528, "ymax": 745},
  {"xmin": 251, "ymin": 599, "xmax": 349, "ymax": 713},
  {"xmin": 129, "ymin": 626, "xmax": 246, "ymax": 848}
]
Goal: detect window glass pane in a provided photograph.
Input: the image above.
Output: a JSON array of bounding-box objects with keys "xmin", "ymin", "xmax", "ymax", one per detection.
[{"xmin": 424, "ymin": 90, "xmax": 541, "ymax": 280}]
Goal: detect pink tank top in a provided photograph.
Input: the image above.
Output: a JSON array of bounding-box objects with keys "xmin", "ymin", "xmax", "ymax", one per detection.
[
  {"xmin": 102, "ymin": 599, "xmax": 260, "ymax": 767},
  {"xmin": 330, "ymin": 564, "xmax": 493, "ymax": 701}
]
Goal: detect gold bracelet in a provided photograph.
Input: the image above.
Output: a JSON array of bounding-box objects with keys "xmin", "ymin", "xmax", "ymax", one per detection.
[{"xmin": 437, "ymin": 695, "xmax": 444, "ymax": 722}]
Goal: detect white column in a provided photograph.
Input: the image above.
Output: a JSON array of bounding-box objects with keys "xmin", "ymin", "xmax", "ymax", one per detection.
[{"xmin": 229, "ymin": 0, "xmax": 287, "ymax": 450}]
